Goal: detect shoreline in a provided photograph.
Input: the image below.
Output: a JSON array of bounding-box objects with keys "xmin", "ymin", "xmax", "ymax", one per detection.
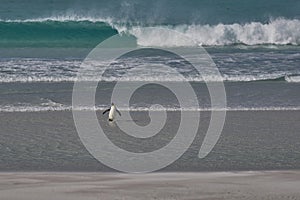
[
  {"xmin": 1, "ymin": 108, "xmax": 300, "ymax": 113},
  {"xmin": 0, "ymin": 170, "xmax": 299, "ymax": 200}
]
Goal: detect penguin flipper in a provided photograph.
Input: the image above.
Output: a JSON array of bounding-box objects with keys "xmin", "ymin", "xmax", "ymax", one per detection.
[
  {"xmin": 102, "ymin": 108, "xmax": 110, "ymax": 115},
  {"xmin": 116, "ymin": 109, "xmax": 121, "ymax": 116}
]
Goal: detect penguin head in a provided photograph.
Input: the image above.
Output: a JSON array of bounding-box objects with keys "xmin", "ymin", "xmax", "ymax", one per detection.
[{"xmin": 111, "ymin": 102, "xmax": 114, "ymax": 106}]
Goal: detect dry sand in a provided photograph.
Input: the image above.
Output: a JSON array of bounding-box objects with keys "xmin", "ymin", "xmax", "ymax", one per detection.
[{"xmin": 0, "ymin": 171, "xmax": 299, "ymax": 200}]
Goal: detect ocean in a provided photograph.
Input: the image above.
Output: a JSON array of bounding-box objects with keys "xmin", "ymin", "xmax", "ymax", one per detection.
[{"xmin": 0, "ymin": 0, "xmax": 299, "ymax": 172}]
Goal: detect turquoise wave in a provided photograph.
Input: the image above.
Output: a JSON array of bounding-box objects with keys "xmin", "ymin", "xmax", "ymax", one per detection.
[{"xmin": 0, "ymin": 20, "xmax": 118, "ymax": 47}]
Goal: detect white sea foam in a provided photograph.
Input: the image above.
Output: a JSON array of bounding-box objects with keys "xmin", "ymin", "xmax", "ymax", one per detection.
[
  {"xmin": 285, "ymin": 75, "xmax": 300, "ymax": 83},
  {"xmin": 0, "ymin": 75, "xmax": 289, "ymax": 83},
  {"xmin": 0, "ymin": 15, "xmax": 114, "ymax": 23},
  {"xmin": 122, "ymin": 18, "xmax": 300, "ymax": 46},
  {"xmin": 1, "ymin": 105, "xmax": 300, "ymax": 113},
  {"xmin": 0, "ymin": 58, "xmax": 298, "ymax": 83}
]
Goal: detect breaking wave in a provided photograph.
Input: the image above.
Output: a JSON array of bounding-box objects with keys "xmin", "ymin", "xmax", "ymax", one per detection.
[
  {"xmin": 119, "ymin": 18, "xmax": 300, "ymax": 46},
  {"xmin": 0, "ymin": 17, "xmax": 300, "ymax": 47}
]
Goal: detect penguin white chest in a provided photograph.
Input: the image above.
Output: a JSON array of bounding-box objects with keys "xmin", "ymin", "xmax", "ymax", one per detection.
[{"xmin": 108, "ymin": 105, "xmax": 116, "ymax": 121}]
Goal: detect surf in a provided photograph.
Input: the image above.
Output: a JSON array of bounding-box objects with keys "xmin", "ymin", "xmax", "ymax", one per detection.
[{"xmin": 1, "ymin": 18, "xmax": 300, "ymax": 47}]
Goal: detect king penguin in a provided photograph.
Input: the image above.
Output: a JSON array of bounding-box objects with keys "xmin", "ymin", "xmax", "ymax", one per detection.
[{"xmin": 102, "ymin": 103, "xmax": 121, "ymax": 121}]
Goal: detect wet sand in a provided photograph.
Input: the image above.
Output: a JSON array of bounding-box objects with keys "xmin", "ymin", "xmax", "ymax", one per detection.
[
  {"xmin": 0, "ymin": 110, "xmax": 299, "ymax": 171},
  {"xmin": 0, "ymin": 171, "xmax": 299, "ymax": 200}
]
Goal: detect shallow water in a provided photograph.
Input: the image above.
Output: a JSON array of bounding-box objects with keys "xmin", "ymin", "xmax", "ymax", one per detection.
[{"xmin": 0, "ymin": 110, "xmax": 299, "ymax": 172}]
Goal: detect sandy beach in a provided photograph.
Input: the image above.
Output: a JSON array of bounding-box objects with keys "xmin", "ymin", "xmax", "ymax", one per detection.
[{"xmin": 0, "ymin": 171, "xmax": 299, "ymax": 200}]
